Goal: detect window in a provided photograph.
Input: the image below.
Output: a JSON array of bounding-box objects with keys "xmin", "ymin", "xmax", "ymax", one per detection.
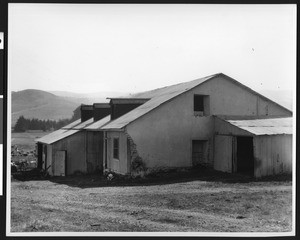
[
  {"xmin": 194, "ymin": 95, "xmax": 204, "ymax": 111},
  {"xmin": 194, "ymin": 94, "xmax": 209, "ymax": 116},
  {"xmin": 113, "ymin": 138, "xmax": 119, "ymax": 159}
]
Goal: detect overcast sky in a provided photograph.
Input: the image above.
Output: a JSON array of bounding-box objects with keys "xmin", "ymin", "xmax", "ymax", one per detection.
[{"xmin": 8, "ymin": 4, "xmax": 296, "ymax": 94}]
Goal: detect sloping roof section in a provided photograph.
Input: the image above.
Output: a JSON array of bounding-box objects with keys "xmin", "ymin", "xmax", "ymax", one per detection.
[
  {"xmin": 61, "ymin": 119, "xmax": 81, "ymax": 129},
  {"xmin": 36, "ymin": 118, "xmax": 94, "ymax": 144},
  {"xmin": 72, "ymin": 118, "xmax": 94, "ymax": 130},
  {"xmin": 35, "ymin": 129, "xmax": 80, "ymax": 144},
  {"xmin": 85, "ymin": 115, "xmax": 111, "ymax": 130},
  {"xmin": 102, "ymin": 74, "xmax": 218, "ymax": 129},
  {"xmin": 226, "ymin": 117, "xmax": 293, "ymax": 136}
]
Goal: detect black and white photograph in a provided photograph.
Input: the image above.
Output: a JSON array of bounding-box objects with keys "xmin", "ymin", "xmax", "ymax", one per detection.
[{"xmin": 6, "ymin": 3, "xmax": 296, "ymax": 236}]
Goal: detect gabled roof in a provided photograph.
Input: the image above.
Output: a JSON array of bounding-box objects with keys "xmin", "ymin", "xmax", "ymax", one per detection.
[
  {"xmin": 85, "ymin": 115, "xmax": 111, "ymax": 130},
  {"xmin": 101, "ymin": 73, "xmax": 218, "ymax": 130},
  {"xmin": 101, "ymin": 73, "xmax": 292, "ymax": 130},
  {"xmin": 225, "ymin": 117, "xmax": 293, "ymax": 136}
]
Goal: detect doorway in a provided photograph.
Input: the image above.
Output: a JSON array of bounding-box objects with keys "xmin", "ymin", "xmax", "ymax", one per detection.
[{"xmin": 236, "ymin": 137, "xmax": 254, "ymax": 176}]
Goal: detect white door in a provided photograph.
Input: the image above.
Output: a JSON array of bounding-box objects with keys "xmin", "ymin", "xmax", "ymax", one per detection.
[{"xmin": 54, "ymin": 151, "xmax": 66, "ymax": 176}]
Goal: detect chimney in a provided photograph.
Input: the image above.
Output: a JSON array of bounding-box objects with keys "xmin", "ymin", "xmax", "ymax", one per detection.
[
  {"xmin": 93, "ymin": 103, "xmax": 111, "ymax": 121},
  {"xmin": 80, "ymin": 105, "xmax": 94, "ymax": 122},
  {"xmin": 109, "ymin": 98, "xmax": 150, "ymax": 120}
]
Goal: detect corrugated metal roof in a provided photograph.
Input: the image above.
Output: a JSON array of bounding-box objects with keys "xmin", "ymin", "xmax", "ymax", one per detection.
[
  {"xmin": 102, "ymin": 74, "xmax": 218, "ymax": 129},
  {"xmin": 85, "ymin": 115, "xmax": 111, "ymax": 130},
  {"xmin": 226, "ymin": 117, "xmax": 293, "ymax": 135},
  {"xmin": 35, "ymin": 129, "xmax": 80, "ymax": 144}
]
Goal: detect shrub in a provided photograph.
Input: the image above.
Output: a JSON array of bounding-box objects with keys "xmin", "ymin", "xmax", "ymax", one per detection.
[{"xmin": 131, "ymin": 157, "xmax": 147, "ymax": 178}]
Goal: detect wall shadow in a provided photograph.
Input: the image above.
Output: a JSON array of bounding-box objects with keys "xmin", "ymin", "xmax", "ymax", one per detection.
[{"xmin": 12, "ymin": 167, "xmax": 291, "ymax": 189}]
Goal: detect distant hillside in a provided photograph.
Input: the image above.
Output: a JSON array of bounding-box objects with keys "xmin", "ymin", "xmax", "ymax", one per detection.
[
  {"xmin": 49, "ymin": 90, "xmax": 129, "ymax": 104},
  {"xmin": 11, "ymin": 89, "xmax": 86, "ymax": 126},
  {"xmin": 11, "ymin": 89, "xmax": 129, "ymax": 127}
]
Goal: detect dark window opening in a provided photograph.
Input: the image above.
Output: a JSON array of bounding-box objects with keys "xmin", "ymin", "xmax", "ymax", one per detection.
[
  {"xmin": 113, "ymin": 138, "xmax": 119, "ymax": 159},
  {"xmin": 194, "ymin": 95, "xmax": 204, "ymax": 111}
]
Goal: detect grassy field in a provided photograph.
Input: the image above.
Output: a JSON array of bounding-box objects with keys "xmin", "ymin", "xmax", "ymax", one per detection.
[{"xmin": 10, "ymin": 174, "xmax": 292, "ymax": 233}]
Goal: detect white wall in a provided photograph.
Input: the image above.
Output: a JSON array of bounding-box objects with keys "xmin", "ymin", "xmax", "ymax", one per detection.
[
  {"xmin": 126, "ymin": 87, "xmax": 215, "ymax": 169},
  {"xmin": 107, "ymin": 131, "xmax": 128, "ymax": 174}
]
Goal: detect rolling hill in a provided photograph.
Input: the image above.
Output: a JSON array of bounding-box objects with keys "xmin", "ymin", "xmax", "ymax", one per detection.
[
  {"xmin": 11, "ymin": 89, "xmax": 86, "ymax": 126},
  {"xmin": 11, "ymin": 89, "xmax": 128, "ymax": 127}
]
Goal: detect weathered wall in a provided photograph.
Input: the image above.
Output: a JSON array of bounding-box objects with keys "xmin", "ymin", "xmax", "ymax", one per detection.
[
  {"xmin": 86, "ymin": 131, "xmax": 103, "ymax": 173},
  {"xmin": 253, "ymin": 135, "xmax": 292, "ymax": 177},
  {"xmin": 126, "ymin": 88, "xmax": 215, "ymax": 170},
  {"xmin": 106, "ymin": 131, "xmax": 128, "ymax": 174},
  {"xmin": 52, "ymin": 131, "xmax": 86, "ymax": 175}
]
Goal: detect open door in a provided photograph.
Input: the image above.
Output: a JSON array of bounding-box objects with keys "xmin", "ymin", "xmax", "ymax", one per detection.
[
  {"xmin": 236, "ymin": 137, "xmax": 254, "ymax": 176},
  {"xmin": 54, "ymin": 151, "xmax": 66, "ymax": 176}
]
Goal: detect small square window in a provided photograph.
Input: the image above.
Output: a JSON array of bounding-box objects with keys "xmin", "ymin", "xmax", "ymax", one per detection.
[{"xmin": 113, "ymin": 138, "xmax": 119, "ymax": 159}]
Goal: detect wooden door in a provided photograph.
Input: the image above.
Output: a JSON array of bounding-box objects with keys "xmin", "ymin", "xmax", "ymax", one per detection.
[
  {"xmin": 54, "ymin": 151, "xmax": 66, "ymax": 176},
  {"xmin": 214, "ymin": 135, "xmax": 232, "ymax": 173}
]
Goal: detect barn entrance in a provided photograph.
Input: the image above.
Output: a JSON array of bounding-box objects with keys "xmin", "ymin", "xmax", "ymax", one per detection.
[
  {"xmin": 192, "ymin": 140, "xmax": 208, "ymax": 167},
  {"xmin": 236, "ymin": 137, "xmax": 254, "ymax": 176}
]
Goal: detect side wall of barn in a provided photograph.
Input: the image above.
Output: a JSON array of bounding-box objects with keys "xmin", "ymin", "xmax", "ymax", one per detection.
[
  {"xmin": 52, "ymin": 131, "xmax": 87, "ymax": 175},
  {"xmin": 253, "ymin": 135, "xmax": 292, "ymax": 178},
  {"xmin": 125, "ymin": 76, "xmax": 291, "ymax": 172}
]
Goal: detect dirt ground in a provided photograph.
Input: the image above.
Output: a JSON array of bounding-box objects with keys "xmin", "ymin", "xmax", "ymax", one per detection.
[{"xmin": 10, "ymin": 173, "xmax": 293, "ymax": 233}]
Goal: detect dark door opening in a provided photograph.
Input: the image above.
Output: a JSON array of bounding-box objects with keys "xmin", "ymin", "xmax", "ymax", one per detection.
[{"xmin": 236, "ymin": 137, "xmax": 254, "ymax": 176}]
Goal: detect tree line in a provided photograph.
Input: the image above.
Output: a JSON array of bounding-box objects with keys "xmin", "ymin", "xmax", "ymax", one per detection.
[{"xmin": 14, "ymin": 106, "xmax": 81, "ymax": 132}]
